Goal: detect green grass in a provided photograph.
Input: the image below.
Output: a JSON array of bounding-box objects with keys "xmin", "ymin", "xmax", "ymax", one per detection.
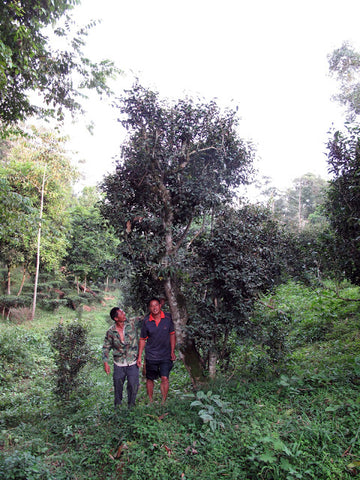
[{"xmin": 1, "ymin": 282, "xmax": 360, "ymax": 479}]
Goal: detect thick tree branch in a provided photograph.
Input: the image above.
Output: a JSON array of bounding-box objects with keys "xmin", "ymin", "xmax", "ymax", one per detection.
[
  {"xmin": 174, "ymin": 216, "xmax": 193, "ymax": 252},
  {"xmin": 177, "ymin": 146, "xmax": 217, "ymax": 171}
]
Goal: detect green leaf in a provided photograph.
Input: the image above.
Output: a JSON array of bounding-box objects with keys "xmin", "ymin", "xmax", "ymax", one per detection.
[{"xmin": 259, "ymin": 452, "xmax": 277, "ymax": 463}]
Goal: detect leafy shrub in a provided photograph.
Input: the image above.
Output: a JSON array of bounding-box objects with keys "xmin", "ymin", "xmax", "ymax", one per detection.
[
  {"xmin": 228, "ymin": 305, "xmax": 291, "ymax": 379},
  {"xmin": 250, "ymin": 305, "xmax": 291, "ymax": 363},
  {"xmin": 0, "ymin": 450, "xmax": 54, "ymax": 480},
  {"xmin": 65, "ymin": 294, "xmax": 85, "ymax": 310},
  {"xmin": 230, "ymin": 340, "xmax": 276, "ymax": 378},
  {"xmin": 0, "ymin": 327, "xmax": 49, "ymax": 385},
  {"xmin": 190, "ymin": 390, "xmax": 233, "ymax": 431},
  {"xmin": 49, "ymin": 321, "xmax": 90, "ymax": 400},
  {"xmin": 38, "ymin": 298, "xmax": 68, "ymax": 312},
  {"xmin": 0, "ymin": 295, "xmax": 32, "ymax": 317}
]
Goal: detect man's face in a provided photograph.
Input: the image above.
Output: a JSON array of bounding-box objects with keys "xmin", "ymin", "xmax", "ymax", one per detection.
[
  {"xmin": 149, "ymin": 300, "xmax": 160, "ymax": 316},
  {"xmin": 114, "ymin": 309, "xmax": 126, "ymax": 324}
]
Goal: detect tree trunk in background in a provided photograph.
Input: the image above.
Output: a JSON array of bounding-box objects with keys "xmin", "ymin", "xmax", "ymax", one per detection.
[
  {"xmin": 7, "ymin": 265, "xmax": 11, "ymax": 295},
  {"xmin": 208, "ymin": 347, "xmax": 218, "ymax": 380},
  {"xmin": 17, "ymin": 265, "xmax": 27, "ymax": 296},
  {"xmin": 31, "ymin": 166, "xmax": 46, "ymax": 321},
  {"xmin": 161, "ymin": 179, "xmax": 207, "ymax": 386},
  {"xmin": 298, "ymin": 180, "xmax": 302, "ymax": 232},
  {"xmin": 181, "ymin": 337, "xmax": 206, "ymax": 386}
]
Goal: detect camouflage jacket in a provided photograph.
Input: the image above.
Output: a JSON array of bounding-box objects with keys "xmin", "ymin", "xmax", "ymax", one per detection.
[{"xmin": 102, "ymin": 318, "xmax": 140, "ymax": 365}]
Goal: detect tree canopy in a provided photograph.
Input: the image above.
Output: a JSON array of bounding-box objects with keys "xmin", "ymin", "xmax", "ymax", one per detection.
[
  {"xmin": 0, "ymin": 127, "xmax": 77, "ymax": 293},
  {"xmin": 185, "ymin": 204, "xmax": 291, "ymax": 377},
  {"xmin": 271, "ymin": 173, "xmax": 328, "ymax": 233},
  {"xmin": 65, "ymin": 187, "xmax": 120, "ymax": 288},
  {"xmin": 324, "ymin": 124, "xmax": 360, "ymax": 285},
  {"xmin": 0, "ymin": 0, "xmax": 117, "ymax": 131},
  {"xmin": 100, "ymin": 84, "xmax": 257, "ymax": 380},
  {"xmin": 328, "ymin": 42, "xmax": 360, "ymax": 121}
]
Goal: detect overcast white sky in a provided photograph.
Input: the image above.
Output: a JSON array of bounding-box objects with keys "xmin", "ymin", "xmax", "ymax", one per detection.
[{"xmin": 67, "ymin": 0, "xmax": 360, "ymax": 194}]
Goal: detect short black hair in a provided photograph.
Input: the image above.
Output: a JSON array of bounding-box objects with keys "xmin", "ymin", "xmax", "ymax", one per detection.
[{"xmin": 110, "ymin": 307, "xmax": 120, "ymax": 321}]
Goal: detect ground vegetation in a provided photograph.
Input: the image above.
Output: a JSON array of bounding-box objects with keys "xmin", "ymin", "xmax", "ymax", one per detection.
[{"xmin": 0, "ymin": 280, "xmax": 359, "ymax": 479}]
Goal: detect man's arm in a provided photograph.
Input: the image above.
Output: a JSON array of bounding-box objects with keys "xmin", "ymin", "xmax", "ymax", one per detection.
[
  {"xmin": 170, "ymin": 332, "xmax": 176, "ymax": 361},
  {"xmin": 137, "ymin": 338, "xmax": 146, "ymax": 367},
  {"xmin": 102, "ymin": 331, "xmax": 112, "ymax": 374}
]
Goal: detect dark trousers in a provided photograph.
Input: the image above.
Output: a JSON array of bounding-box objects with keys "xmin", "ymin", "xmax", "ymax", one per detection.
[{"xmin": 113, "ymin": 363, "xmax": 139, "ymax": 407}]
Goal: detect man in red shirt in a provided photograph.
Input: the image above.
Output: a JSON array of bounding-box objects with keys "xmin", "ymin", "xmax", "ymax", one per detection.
[{"xmin": 137, "ymin": 298, "xmax": 176, "ymax": 405}]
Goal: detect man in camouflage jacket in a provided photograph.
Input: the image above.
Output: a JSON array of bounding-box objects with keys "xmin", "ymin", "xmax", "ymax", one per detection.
[{"xmin": 102, "ymin": 307, "xmax": 140, "ymax": 408}]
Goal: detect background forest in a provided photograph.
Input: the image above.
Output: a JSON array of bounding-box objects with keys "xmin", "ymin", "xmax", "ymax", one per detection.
[{"xmin": 1, "ymin": 1, "xmax": 360, "ymax": 479}]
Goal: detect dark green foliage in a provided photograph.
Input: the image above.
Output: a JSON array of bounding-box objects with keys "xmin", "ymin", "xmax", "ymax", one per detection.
[
  {"xmin": 38, "ymin": 298, "xmax": 68, "ymax": 311},
  {"xmin": 49, "ymin": 321, "xmax": 90, "ymax": 400},
  {"xmin": 249, "ymin": 307, "xmax": 291, "ymax": 365},
  {"xmin": 0, "ymin": 450, "xmax": 54, "ymax": 480},
  {"xmin": 65, "ymin": 293, "xmax": 88, "ymax": 310},
  {"xmin": 100, "ymin": 83, "xmax": 254, "ymax": 304},
  {"xmin": 0, "ymin": 294, "xmax": 31, "ymax": 312},
  {"xmin": 184, "ymin": 205, "xmax": 293, "ymax": 368},
  {"xmin": 324, "ymin": 124, "xmax": 360, "ymax": 284},
  {"xmin": 65, "ymin": 187, "xmax": 120, "ymax": 285},
  {"xmin": 101, "ymin": 83, "xmax": 254, "ymax": 236},
  {"xmin": 0, "ymin": 327, "xmax": 51, "ymax": 386},
  {"xmin": 0, "ymin": 0, "xmax": 117, "ymax": 129}
]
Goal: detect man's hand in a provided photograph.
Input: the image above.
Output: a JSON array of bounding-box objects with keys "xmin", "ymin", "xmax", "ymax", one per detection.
[
  {"xmin": 170, "ymin": 333, "xmax": 176, "ymax": 362},
  {"xmin": 137, "ymin": 338, "xmax": 146, "ymax": 368},
  {"xmin": 104, "ymin": 362, "xmax": 110, "ymax": 375}
]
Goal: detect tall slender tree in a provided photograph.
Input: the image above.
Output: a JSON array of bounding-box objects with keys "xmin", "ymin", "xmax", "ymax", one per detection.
[
  {"xmin": 0, "ymin": 127, "xmax": 77, "ymax": 297},
  {"xmin": 31, "ymin": 165, "xmax": 46, "ymax": 320}
]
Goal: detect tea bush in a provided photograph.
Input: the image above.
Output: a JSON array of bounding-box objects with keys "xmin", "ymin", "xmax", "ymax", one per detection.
[{"xmin": 49, "ymin": 320, "xmax": 91, "ymax": 400}]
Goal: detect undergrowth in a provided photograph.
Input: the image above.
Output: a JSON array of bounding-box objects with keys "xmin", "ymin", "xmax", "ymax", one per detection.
[{"xmin": 0, "ymin": 281, "xmax": 359, "ymax": 479}]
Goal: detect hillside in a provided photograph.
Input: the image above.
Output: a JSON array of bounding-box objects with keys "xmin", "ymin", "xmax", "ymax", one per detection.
[{"xmin": 1, "ymin": 281, "xmax": 360, "ymax": 479}]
